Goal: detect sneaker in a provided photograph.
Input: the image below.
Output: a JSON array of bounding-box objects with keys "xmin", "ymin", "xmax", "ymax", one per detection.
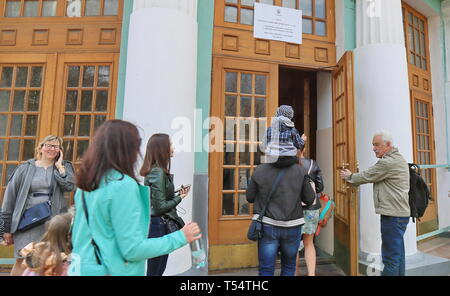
[{"xmin": 298, "ymin": 240, "xmax": 304, "ymax": 251}]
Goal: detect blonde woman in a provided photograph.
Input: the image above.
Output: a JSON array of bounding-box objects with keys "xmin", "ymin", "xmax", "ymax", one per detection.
[{"xmin": 1, "ymin": 135, "xmax": 75, "ymax": 276}]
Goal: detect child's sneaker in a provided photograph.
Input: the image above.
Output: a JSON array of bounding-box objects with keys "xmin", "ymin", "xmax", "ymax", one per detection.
[{"xmin": 298, "ymin": 240, "xmax": 304, "ymax": 251}]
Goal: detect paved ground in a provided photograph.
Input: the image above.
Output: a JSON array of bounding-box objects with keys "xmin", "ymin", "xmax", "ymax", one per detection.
[
  {"xmin": 417, "ymin": 231, "xmax": 450, "ymax": 276},
  {"xmin": 2, "ymin": 232, "xmax": 448, "ymax": 276},
  {"xmin": 1, "ymin": 257, "xmax": 345, "ymax": 276},
  {"xmin": 210, "ymin": 262, "xmax": 345, "ymax": 276},
  {"xmin": 417, "ymin": 231, "xmax": 450, "ymax": 260},
  {"xmin": 210, "ymin": 250, "xmax": 345, "ymax": 276}
]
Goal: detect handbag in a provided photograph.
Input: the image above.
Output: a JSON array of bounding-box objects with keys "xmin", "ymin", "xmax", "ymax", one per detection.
[
  {"xmin": 247, "ymin": 169, "xmax": 287, "ymax": 241},
  {"xmin": 315, "ymin": 193, "xmax": 335, "ymax": 236},
  {"xmin": 17, "ymin": 169, "xmax": 55, "ymax": 232},
  {"xmin": 162, "ymin": 215, "xmax": 185, "ymax": 234},
  {"xmin": 17, "ymin": 200, "xmax": 51, "ymax": 232}
]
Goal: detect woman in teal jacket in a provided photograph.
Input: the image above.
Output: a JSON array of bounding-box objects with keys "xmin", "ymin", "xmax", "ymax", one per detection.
[{"xmin": 68, "ymin": 120, "xmax": 201, "ymax": 276}]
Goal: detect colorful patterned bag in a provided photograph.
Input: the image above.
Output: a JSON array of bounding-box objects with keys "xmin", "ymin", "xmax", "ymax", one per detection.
[{"xmin": 315, "ymin": 193, "xmax": 335, "ymax": 236}]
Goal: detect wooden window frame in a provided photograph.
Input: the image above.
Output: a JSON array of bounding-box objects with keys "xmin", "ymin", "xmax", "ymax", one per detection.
[
  {"xmin": 217, "ymin": 0, "xmax": 335, "ymax": 43},
  {"xmin": 282, "ymin": 0, "xmax": 328, "ymax": 37},
  {"xmin": 220, "ymin": 68, "xmax": 269, "ymax": 219},
  {"xmin": 410, "ymin": 93, "xmax": 437, "ymax": 203},
  {"xmin": 222, "ymin": 0, "xmax": 268, "ymax": 27},
  {"xmin": 1, "ymin": 0, "xmax": 122, "ymax": 18},
  {"xmin": 64, "ymin": 0, "xmax": 120, "ymax": 17},
  {"xmin": 3, "ymin": 0, "xmax": 60, "ymax": 17},
  {"xmin": 60, "ymin": 63, "xmax": 112, "ymax": 166},
  {"xmin": 402, "ymin": 2, "xmax": 429, "ymax": 72},
  {"xmin": 0, "ymin": 63, "xmax": 46, "ymax": 204}
]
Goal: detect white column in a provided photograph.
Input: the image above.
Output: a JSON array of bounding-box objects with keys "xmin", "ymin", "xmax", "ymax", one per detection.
[
  {"xmin": 123, "ymin": 0, "xmax": 198, "ymax": 275},
  {"xmin": 439, "ymin": 0, "xmax": 450, "ymax": 228},
  {"xmin": 354, "ymin": 0, "xmax": 417, "ymax": 259}
]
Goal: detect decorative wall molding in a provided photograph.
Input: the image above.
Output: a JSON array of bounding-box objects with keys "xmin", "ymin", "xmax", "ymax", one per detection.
[{"xmin": 0, "ymin": 30, "xmax": 16, "ymax": 46}]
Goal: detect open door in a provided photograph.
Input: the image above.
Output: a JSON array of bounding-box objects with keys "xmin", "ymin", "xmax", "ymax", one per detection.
[{"xmin": 332, "ymin": 51, "xmax": 359, "ymax": 276}]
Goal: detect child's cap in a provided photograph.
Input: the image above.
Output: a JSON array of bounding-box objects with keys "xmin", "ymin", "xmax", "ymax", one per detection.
[{"xmin": 275, "ymin": 105, "xmax": 294, "ymax": 120}]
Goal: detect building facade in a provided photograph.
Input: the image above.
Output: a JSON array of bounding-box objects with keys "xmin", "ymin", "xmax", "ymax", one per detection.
[{"xmin": 0, "ymin": 0, "xmax": 449, "ymax": 275}]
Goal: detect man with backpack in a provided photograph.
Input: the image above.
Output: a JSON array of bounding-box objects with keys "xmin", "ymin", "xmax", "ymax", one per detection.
[{"xmin": 340, "ymin": 130, "xmax": 410, "ymax": 276}]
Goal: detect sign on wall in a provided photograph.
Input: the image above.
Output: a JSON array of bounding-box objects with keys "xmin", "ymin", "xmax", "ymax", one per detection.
[{"xmin": 254, "ymin": 3, "xmax": 302, "ymax": 44}]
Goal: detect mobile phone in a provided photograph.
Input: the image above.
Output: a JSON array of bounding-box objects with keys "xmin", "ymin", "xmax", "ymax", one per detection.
[{"xmin": 175, "ymin": 184, "xmax": 192, "ymax": 194}]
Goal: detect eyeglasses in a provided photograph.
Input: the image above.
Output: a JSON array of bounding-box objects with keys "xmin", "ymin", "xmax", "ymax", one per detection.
[{"xmin": 43, "ymin": 144, "xmax": 61, "ymax": 150}]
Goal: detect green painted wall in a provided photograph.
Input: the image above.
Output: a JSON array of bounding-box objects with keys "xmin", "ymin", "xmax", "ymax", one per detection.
[
  {"xmin": 344, "ymin": 0, "xmax": 356, "ymax": 51},
  {"xmin": 115, "ymin": 0, "xmax": 134, "ymax": 119},
  {"xmin": 194, "ymin": 0, "xmax": 215, "ymax": 174},
  {"xmin": 424, "ymin": 0, "xmax": 442, "ymax": 13}
]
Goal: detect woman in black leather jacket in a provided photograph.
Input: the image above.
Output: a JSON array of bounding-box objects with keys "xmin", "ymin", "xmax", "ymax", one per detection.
[
  {"xmin": 139, "ymin": 134, "xmax": 190, "ymax": 276},
  {"xmin": 296, "ymin": 144, "xmax": 324, "ymax": 276}
]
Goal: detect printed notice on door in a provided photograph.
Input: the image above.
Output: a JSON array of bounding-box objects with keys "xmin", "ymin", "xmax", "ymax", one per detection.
[{"xmin": 254, "ymin": 3, "xmax": 302, "ymax": 44}]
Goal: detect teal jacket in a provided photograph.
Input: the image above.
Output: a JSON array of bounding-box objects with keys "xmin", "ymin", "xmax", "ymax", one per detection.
[{"xmin": 68, "ymin": 170, "xmax": 187, "ymax": 276}]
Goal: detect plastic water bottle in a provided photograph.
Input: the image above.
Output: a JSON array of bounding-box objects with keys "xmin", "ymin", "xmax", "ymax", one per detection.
[{"xmin": 190, "ymin": 238, "xmax": 206, "ymax": 269}]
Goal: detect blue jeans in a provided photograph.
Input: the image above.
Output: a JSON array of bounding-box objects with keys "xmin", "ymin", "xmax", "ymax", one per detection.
[
  {"xmin": 380, "ymin": 215, "xmax": 409, "ymax": 276},
  {"xmin": 146, "ymin": 217, "xmax": 169, "ymax": 276},
  {"xmin": 257, "ymin": 223, "xmax": 302, "ymax": 276}
]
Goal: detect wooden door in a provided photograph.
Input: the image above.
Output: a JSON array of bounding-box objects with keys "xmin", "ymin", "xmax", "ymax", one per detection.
[
  {"xmin": 332, "ymin": 51, "xmax": 358, "ymax": 276},
  {"xmin": 0, "ymin": 53, "xmax": 57, "ymax": 204},
  {"xmin": 0, "ymin": 0, "xmax": 122, "ymax": 263},
  {"xmin": 0, "ymin": 52, "xmax": 118, "ymax": 203},
  {"xmin": 0, "ymin": 52, "xmax": 118, "ymax": 263},
  {"xmin": 402, "ymin": 2, "xmax": 438, "ymax": 235},
  {"xmin": 52, "ymin": 53, "xmax": 118, "ymax": 171},
  {"xmin": 209, "ymin": 57, "xmax": 278, "ymax": 270}
]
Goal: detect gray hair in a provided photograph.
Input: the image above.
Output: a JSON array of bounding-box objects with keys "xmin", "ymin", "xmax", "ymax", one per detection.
[{"xmin": 373, "ymin": 130, "xmax": 394, "ymax": 146}]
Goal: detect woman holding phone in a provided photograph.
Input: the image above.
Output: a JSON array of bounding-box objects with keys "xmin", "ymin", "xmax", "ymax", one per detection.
[
  {"xmin": 1, "ymin": 135, "xmax": 75, "ymax": 275},
  {"xmin": 140, "ymin": 133, "xmax": 191, "ymax": 276}
]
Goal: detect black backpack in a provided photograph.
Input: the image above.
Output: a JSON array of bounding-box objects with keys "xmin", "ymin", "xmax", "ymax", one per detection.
[{"xmin": 408, "ymin": 163, "xmax": 431, "ymax": 222}]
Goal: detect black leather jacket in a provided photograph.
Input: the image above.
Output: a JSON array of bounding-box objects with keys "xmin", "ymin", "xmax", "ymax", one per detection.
[
  {"xmin": 300, "ymin": 158, "xmax": 324, "ymax": 211},
  {"xmin": 144, "ymin": 167, "xmax": 183, "ymax": 224}
]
